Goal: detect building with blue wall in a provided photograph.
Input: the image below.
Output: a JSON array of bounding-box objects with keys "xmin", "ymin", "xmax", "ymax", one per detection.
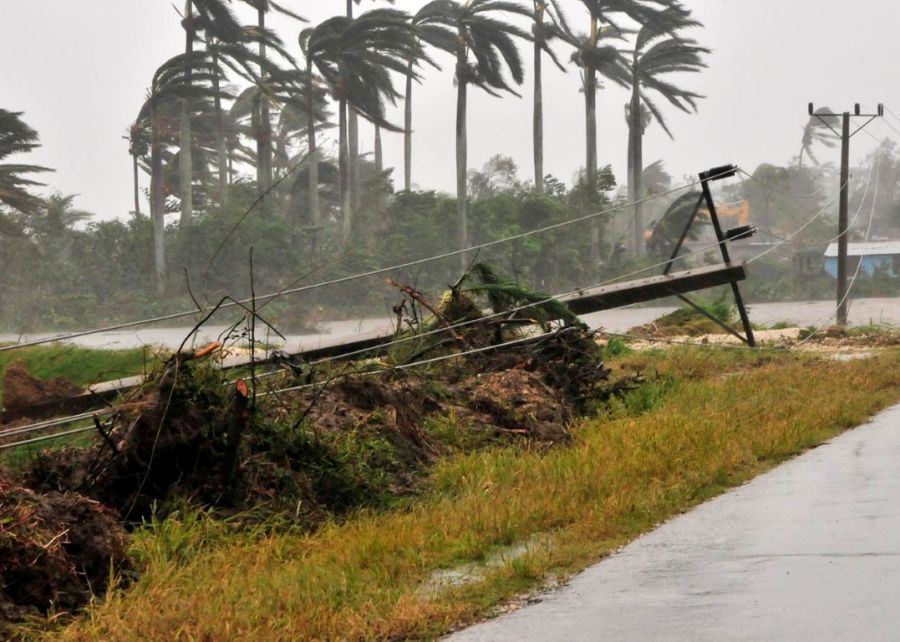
[{"xmin": 823, "ymin": 241, "xmax": 900, "ymax": 278}]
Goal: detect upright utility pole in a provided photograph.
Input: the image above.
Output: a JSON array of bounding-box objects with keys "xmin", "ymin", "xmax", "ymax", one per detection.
[{"xmin": 809, "ymin": 102, "xmax": 883, "ymax": 326}]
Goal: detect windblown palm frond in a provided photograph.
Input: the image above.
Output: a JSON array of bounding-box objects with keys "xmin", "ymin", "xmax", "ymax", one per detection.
[
  {"xmin": 304, "ymin": 8, "xmax": 421, "ymax": 131},
  {"xmin": 416, "ymin": 0, "xmax": 532, "ymax": 97},
  {"xmin": 0, "ymin": 109, "xmax": 51, "ymax": 216},
  {"xmin": 464, "ymin": 262, "xmax": 581, "ymax": 326}
]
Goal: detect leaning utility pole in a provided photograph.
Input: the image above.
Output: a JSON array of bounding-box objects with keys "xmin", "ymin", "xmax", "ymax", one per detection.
[{"xmin": 809, "ymin": 103, "xmax": 883, "ymax": 326}]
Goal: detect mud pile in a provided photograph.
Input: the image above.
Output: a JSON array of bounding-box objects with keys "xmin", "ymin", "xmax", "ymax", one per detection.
[
  {"xmin": 2, "ymin": 360, "xmax": 82, "ymax": 412},
  {"xmin": 0, "ymin": 473, "xmax": 127, "ymax": 623}
]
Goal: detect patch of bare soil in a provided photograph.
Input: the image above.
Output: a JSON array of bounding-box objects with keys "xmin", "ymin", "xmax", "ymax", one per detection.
[
  {"xmin": 2, "ymin": 361, "xmax": 82, "ymax": 412},
  {"xmin": 462, "ymin": 369, "xmax": 569, "ymax": 442}
]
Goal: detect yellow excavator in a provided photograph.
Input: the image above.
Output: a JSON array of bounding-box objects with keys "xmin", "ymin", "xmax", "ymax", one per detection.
[{"xmin": 645, "ymin": 196, "xmax": 751, "ymax": 258}]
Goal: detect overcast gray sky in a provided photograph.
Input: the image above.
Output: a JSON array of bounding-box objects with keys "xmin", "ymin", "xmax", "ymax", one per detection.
[{"xmin": 2, "ymin": 0, "xmax": 899, "ymax": 220}]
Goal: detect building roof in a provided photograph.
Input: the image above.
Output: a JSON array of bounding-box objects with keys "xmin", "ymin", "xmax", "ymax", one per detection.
[{"xmin": 824, "ymin": 241, "xmax": 900, "ymax": 258}]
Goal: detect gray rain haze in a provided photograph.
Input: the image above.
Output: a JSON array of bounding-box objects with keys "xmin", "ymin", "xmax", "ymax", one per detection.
[{"xmin": 3, "ymin": 0, "xmax": 899, "ymax": 219}]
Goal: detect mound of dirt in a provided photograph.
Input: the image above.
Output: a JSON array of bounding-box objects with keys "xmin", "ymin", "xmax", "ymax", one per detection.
[
  {"xmin": 462, "ymin": 369, "xmax": 569, "ymax": 442},
  {"xmin": 0, "ymin": 474, "xmax": 128, "ymax": 622},
  {"xmin": 2, "ymin": 360, "xmax": 83, "ymax": 412}
]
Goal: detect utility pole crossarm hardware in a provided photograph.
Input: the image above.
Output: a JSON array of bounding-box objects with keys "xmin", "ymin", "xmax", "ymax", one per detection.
[{"xmin": 808, "ymin": 102, "xmax": 883, "ymax": 326}]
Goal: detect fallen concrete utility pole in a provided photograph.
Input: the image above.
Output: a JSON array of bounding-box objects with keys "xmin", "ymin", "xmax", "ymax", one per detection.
[{"xmin": 0, "ymin": 165, "xmax": 756, "ymax": 427}]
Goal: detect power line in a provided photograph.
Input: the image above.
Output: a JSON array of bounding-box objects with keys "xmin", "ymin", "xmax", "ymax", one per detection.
[
  {"xmin": 3, "ymin": 165, "xmax": 856, "ymax": 445},
  {"xmin": 0, "ymin": 167, "xmax": 739, "ymax": 355}
]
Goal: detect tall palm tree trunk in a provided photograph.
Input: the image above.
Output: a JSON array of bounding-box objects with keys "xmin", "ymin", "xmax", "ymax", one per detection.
[
  {"xmin": 339, "ymin": 98, "xmax": 351, "ymax": 243},
  {"xmin": 212, "ymin": 45, "xmax": 228, "ymax": 206},
  {"xmin": 584, "ymin": 69, "xmax": 597, "ymax": 190},
  {"xmin": 180, "ymin": 0, "xmax": 194, "ymax": 230},
  {"xmin": 584, "ymin": 67, "xmax": 599, "ymax": 269},
  {"xmin": 456, "ymin": 55, "xmax": 468, "ymax": 271},
  {"xmin": 256, "ymin": 4, "xmax": 273, "ymax": 203},
  {"xmin": 150, "ymin": 106, "xmax": 166, "ymax": 295},
  {"xmin": 629, "ymin": 86, "xmax": 644, "ymax": 260},
  {"xmin": 403, "ymin": 58, "xmax": 414, "ymax": 191},
  {"xmin": 533, "ymin": 36, "xmax": 544, "ymax": 194},
  {"xmin": 374, "ymin": 123, "xmax": 384, "ymax": 217},
  {"xmin": 306, "ymin": 60, "xmax": 320, "ymax": 258},
  {"xmin": 132, "ymin": 153, "xmax": 141, "ymax": 217},
  {"xmin": 375, "ymin": 124, "xmax": 383, "ymax": 173},
  {"xmin": 349, "ymin": 108, "xmax": 360, "ymax": 217},
  {"xmin": 346, "ymin": 0, "xmax": 360, "ymax": 225}
]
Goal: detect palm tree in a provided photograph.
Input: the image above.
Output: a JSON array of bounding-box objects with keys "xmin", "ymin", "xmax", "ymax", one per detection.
[
  {"xmin": 126, "ymin": 122, "xmax": 148, "ymax": 216},
  {"xmin": 557, "ymin": 1, "xmax": 672, "ymax": 190},
  {"xmin": 626, "ymin": 3, "xmax": 708, "ymax": 257},
  {"xmin": 800, "ymin": 107, "xmax": 839, "ymax": 168},
  {"xmin": 0, "ymin": 109, "xmax": 51, "ymax": 217},
  {"xmin": 241, "ymin": 1, "xmax": 304, "ymax": 205},
  {"xmin": 298, "ymin": 33, "xmax": 324, "ymax": 256},
  {"xmin": 415, "ymin": 0, "xmax": 532, "ymax": 268},
  {"xmin": 178, "ymin": 0, "xmax": 244, "ymax": 227},
  {"xmin": 301, "ymin": 9, "xmax": 420, "ymax": 244},
  {"xmin": 346, "ymin": 1, "xmax": 395, "ymax": 217},
  {"xmin": 138, "ymin": 52, "xmax": 219, "ymax": 293},
  {"xmin": 402, "ymin": 6, "xmax": 457, "ymax": 191},
  {"xmin": 552, "ymin": 0, "xmax": 675, "ymax": 267},
  {"xmin": 531, "ymin": 1, "xmax": 568, "ymax": 194},
  {"xmin": 218, "ymin": 25, "xmax": 303, "ymax": 177}
]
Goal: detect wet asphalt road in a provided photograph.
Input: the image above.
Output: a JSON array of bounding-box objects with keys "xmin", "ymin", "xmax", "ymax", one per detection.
[{"xmin": 448, "ymin": 403, "xmax": 900, "ymax": 642}]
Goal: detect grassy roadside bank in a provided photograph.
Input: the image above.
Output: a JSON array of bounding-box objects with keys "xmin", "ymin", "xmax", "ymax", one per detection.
[
  {"xmin": 35, "ymin": 347, "xmax": 900, "ymax": 641},
  {"xmin": 0, "ymin": 344, "xmax": 148, "ymax": 402}
]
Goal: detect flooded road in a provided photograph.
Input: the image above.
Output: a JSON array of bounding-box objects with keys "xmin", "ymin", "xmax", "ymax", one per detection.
[
  {"xmin": 3, "ymin": 297, "xmax": 900, "ymax": 350},
  {"xmin": 448, "ymin": 403, "xmax": 900, "ymax": 641}
]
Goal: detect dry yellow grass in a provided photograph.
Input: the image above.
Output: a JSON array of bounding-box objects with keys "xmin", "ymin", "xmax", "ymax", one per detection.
[{"xmin": 47, "ymin": 349, "xmax": 900, "ymax": 641}]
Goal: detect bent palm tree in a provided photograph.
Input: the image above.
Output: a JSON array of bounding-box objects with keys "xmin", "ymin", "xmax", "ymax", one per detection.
[
  {"xmin": 302, "ymin": 9, "xmax": 420, "ymax": 244},
  {"xmin": 557, "ymin": 0, "xmax": 672, "ymax": 190},
  {"xmin": 178, "ymin": 0, "xmax": 245, "ymax": 227},
  {"xmin": 0, "ymin": 109, "xmax": 51, "ymax": 217},
  {"xmin": 415, "ymin": 0, "xmax": 532, "ymax": 268},
  {"xmin": 241, "ymin": 0, "xmax": 304, "ymax": 204},
  {"xmin": 138, "ymin": 52, "xmax": 219, "ymax": 293},
  {"xmin": 626, "ymin": 3, "xmax": 708, "ymax": 257},
  {"xmin": 346, "ymin": 1, "xmax": 395, "ymax": 216}
]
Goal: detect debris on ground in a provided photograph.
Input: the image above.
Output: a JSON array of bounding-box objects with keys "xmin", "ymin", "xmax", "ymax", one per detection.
[
  {"xmin": 0, "ymin": 472, "xmax": 127, "ymax": 623},
  {"xmin": 2, "ymin": 360, "xmax": 83, "ymax": 413},
  {"xmin": 3, "ymin": 263, "xmax": 631, "ymax": 622}
]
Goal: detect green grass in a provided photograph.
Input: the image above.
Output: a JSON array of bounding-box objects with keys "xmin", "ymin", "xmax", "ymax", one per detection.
[
  {"xmin": 0, "ymin": 344, "xmax": 151, "ymax": 405},
  {"xmin": 0, "ymin": 344, "xmax": 154, "ymax": 468},
  {"xmin": 43, "ymin": 348, "xmax": 900, "ymax": 641}
]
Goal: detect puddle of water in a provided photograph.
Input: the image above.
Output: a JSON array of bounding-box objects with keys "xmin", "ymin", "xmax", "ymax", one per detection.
[
  {"xmin": 419, "ymin": 537, "xmax": 551, "ymax": 597},
  {"xmin": 830, "ymin": 352, "xmax": 875, "ymax": 362}
]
